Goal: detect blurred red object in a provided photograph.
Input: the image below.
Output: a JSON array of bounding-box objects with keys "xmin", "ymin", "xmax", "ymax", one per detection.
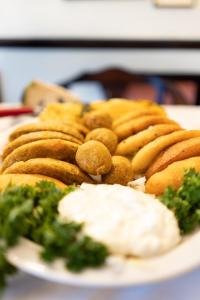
[{"xmin": 0, "ymin": 107, "xmax": 33, "ymax": 117}]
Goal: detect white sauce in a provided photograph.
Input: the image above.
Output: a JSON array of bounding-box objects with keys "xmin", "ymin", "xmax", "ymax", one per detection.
[{"xmin": 58, "ymin": 183, "xmax": 181, "ymax": 258}]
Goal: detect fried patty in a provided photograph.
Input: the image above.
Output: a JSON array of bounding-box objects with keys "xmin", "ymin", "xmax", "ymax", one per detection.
[
  {"xmin": 2, "ymin": 131, "xmax": 82, "ymax": 160},
  {"xmin": 0, "ymin": 174, "xmax": 67, "ymax": 190},
  {"xmin": 145, "ymin": 157, "xmax": 200, "ymax": 195},
  {"xmin": 83, "ymin": 111, "xmax": 112, "ymax": 130},
  {"xmin": 146, "ymin": 136, "xmax": 200, "ymax": 179},
  {"xmin": 131, "ymin": 130, "xmax": 200, "ymax": 175},
  {"xmin": 113, "ymin": 108, "xmax": 166, "ymax": 128},
  {"xmin": 102, "ymin": 156, "xmax": 133, "ymax": 185},
  {"xmin": 1, "ymin": 139, "xmax": 79, "ymax": 171},
  {"xmin": 3, "ymin": 158, "xmax": 93, "ymax": 185},
  {"xmin": 115, "ymin": 124, "xmax": 180, "ymax": 156},
  {"xmin": 9, "ymin": 122, "xmax": 84, "ymax": 142},
  {"xmin": 114, "ymin": 116, "xmax": 178, "ymax": 141}
]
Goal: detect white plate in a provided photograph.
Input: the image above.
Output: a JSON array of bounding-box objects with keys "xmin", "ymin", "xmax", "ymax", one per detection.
[{"xmin": 2, "ymin": 106, "xmax": 200, "ymax": 287}]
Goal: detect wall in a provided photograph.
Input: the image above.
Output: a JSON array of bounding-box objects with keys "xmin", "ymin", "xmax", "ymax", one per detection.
[{"xmin": 0, "ymin": 0, "xmax": 200, "ymax": 40}]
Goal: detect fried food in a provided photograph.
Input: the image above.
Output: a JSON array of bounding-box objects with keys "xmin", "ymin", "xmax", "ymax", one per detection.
[
  {"xmin": 146, "ymin": 136, "xmax": 200, "ymax": 179},
  {"xmin": 90, "ymin": 99, "xmax": 165, "ymax": 120},
  {"xmin": 145, "ymin": 157, "xmax": 200, "ymax": 195},
  {"xmin": 2, "ymin": 131, "xmax": 82, "ymax": 160},
  {"xmin": 9, "ymin": 122, "xmax": 84, "ymax": 142},
  {"xmin": 115, "ymin": 124, "xmax": 181, "ymax": 156},
  {"xmin": 114, "ymin": 116, "xmax": 178, "ymax": 141},
  {"xmin": 0, "ymin": 174, "xmax": 67, "ymax": 190},
  {"xmin": 102, "ymin": 156, "xmax": 133, "ymax": 185},
  {"xmin": 85, "ymin": 128, "xmax": 118, "ymax": 154},
  {"xmin": 75, "ymin": 141, "xmax": 112, "ymax": 175},
  {"xmin": 132, "ymin": 130, "xmax": 200, "ymax": 175},
  {"xmin": 3, "ymin": 158, "xmax": 93, "ymax": 185},
  {"xmin": 83, "ymin": 111, "xmax": 112, "ymax": 130},
  {"xmin": 1, "ymin": 139, "xmax": 78, "ymax": 171},
  {"xmin": 39, "ymin": 102, "xmax": 83, "ymax": 122},
  {"xmin": 113, "ymin": 108, "xmax": 166, "ymax": 128}
]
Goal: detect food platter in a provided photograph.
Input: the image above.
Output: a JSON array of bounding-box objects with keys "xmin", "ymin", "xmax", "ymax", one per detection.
[{"xmin": 1, "ymin": 105, "xmax": 200, "ymax": 287}]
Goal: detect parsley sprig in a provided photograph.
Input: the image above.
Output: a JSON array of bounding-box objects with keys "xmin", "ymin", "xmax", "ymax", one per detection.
[
  {"xmin": 160, "ymin": 169, "xmax": 200, "ymax": 234},
  {"xmin": 0, "ymin": 181, "xmax": 108, "ymax": 290}
]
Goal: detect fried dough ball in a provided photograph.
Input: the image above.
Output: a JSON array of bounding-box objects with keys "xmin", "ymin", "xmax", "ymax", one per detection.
[
  {"xmin": 83, "ymin": 111, "xmax": 112, "ymax": 130},
  {"xmin": 102, "ymin": 156, "xmax": 133, "ymax": 185},
  {"xmin": 85, "ymin": 128, "xmax": 118, "ymax": 154},
  {"xmin": 75, "ymin": 140, "xmax": 112, "ymax": 175}
]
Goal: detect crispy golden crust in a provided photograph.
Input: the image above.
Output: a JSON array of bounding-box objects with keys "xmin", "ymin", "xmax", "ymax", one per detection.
[
  {"xmin": 145, "ymin": 157, "xmax": 200, "ymax": 195},
  {"xmin": 115, "ymin": 124, "xmax": 181, "ymax": 156},
  {"xmin": 85, "ymin": 128, "xmax": 118, "ymax": 154},
  {"xmin": 132, "ymin": 130, "xmax": 200, "ymax": 175},
  {"xmin": 102, "ymin": 156, "xmax": 133, "ymax": 185},
  {"xmin": 113, "ymin": 108, "xmax": 166, "ymax": 128},
  {"xmin": 58, "ymin": 120, "xmax": 89, "ymax": 135},
  {"xmin": 9, "ymin": 122, "xmax": 84, "ymax": 142},
  {"xmin": 114, "ymin": 116, "xmax": 178, "ymax": 141},
  {"xmin": 3, "ymin": 158, "xmax": 93, "ymax": 185},
  {"xmin": 1, "ymin": 139, "xmax": 78, "ymax": 171},
  {"xmin": 2, "ymin": 131, "xmax": 82, "ymax": 160},
  {"xmin": 0, "ymin": 174, "xmax": 67, "ymax": 190},
  {"xmin": 75, "ymin": 140, "xmax": 112, "ymax": 175},
  {"xmin": 83, "ymin": 111, "xmax": 112, "ymax": 130},
  {"xmin": 146, "ymin": 136, "xmax": 200, "ymax": 179}
]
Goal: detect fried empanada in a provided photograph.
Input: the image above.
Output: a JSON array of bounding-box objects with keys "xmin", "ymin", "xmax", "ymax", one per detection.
[
  {"xmin": 115, "ymin": 124, "xmax": 180, "ymax": 156},
  {"xmin": 1, "ymin": 139, "xmax": 78, "ymax": 171},
  {"xmin": 145, "ymin": 157, "xmax": 200, "ymax": 195},
  {"xmin": 3, "ymin": 158, "xmax": 93, "ymax": 185},
  {"xmin": 132, "ymin": 130, "xmax": 200, "ymax": 175},
  {"xmin": 146, "ymin": 136, "xmax": 200, "ymax": 178},
  {"xmin": 0, "ymin": 174, "xmax": 66, "ymax": 190}
]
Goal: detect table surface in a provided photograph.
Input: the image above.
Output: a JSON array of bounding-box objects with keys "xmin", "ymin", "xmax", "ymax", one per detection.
[{"xmin": 1, "ymin": 105, "xmax": 200, "ymax": 300}]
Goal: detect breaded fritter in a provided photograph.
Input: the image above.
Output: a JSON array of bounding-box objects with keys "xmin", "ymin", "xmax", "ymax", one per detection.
[
  {"xmin": 85, "ymin": 128, "xmax": 118, "ymax": 154},
  {"xmin": 83, "ymin": 111, "xmax": 112, "ymax": 130},
  {"xmin": 132, "ymin": 130, "xmax": 200, "ymax": 175},
  {"xmin": 3, "ymin": 158, "xmax": 93, "ymax": 185},
  {"xmin": 2, "ymin": 131, "xmax": 82, "ymax": 160},
  {"xmin": 114, "ymin": 116, "xmax": 178, "ymax": 141},
  {"xmin": 145, "ymin": 157, "xmax": 200, "ymax": 195},
  {"xmin": 115, "ymin": 124, "xmax": 180, "ymax": 156},
  {"xmin": 146, "ymin": 136, "xmax": 200, "ymax": 179},
  {"xmin": 0, "ymin": 174, "xmax": 66, "ymax": 190},
  {"xmin": 75, "ymin": 140, "xmax": 112, "ymax": 175},
  {"xmin": 113, "ymin": 108, "xmax": 166, "ymax": 128},
  {"xmin": 9, "ymin": 122, "xmax": 84, "ymax": 142},
  {"xmin": 102, "ymin": 156, "xmax": 133, "ymax": 185},
  {"xmin": 1, "ymin": 139, "xmax": 78, "ymax": 171}
]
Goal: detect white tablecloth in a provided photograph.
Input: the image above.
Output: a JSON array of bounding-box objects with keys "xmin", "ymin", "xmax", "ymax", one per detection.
[{"xmin": 1, "ymin": 105, "xmax": 200, "ymax": 300}]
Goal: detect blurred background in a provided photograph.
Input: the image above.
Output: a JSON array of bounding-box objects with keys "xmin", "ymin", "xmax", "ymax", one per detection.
[{"xmin": 0, "ymin": 0, "xmax": 200, "ymax": 105}]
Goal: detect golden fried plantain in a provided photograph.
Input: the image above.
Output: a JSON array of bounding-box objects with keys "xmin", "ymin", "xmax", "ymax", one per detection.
[
  {"xmin": 85, "ymin": 128, "xmax": 118, "ymax": 154},
  {"xmin": 3, "ymin": 158, "xmax": 93, "ymax": 185},
  {"xmin": 114, "ymin": 116, "xmax": 178, "ymax": 141},
  {"xmin": 113, "ymin": 108, "xmax": 166, "ymax": 128},
  {"xmin": 146, "ymin": 136, "xmax": 200, "ymax": 179},
  {"xmin": 102, "ymin": 156, "xmax": 133, "ymax": 185},
  {"xmin": 115, "ymin": 124, "xmax": 181, "ymax": 156},
  {"xmin": 75, "ymin": 140, "xmax": 112, "ymax": 175},
  {"xmin": 82, "ymin": 111, "xmax": 112, "ymax": 130},
  {"xmin": 0, "ymin": 174, "xmax": 67, "ymax": 190},
  {"xmin": 2, "ymin": 131, "xmax": 82, "ymax": 160},
  {"xmin": 1, "ymin": 139, "xmax": 78, "ymax": 171},
  {"xmin": 9, "ymin": 122, "xmax": 84, "ymax": 142},
  {"xmin": 132, "ymin": 130, "xmax": 200, "ymax": 175},
  {"xmin": 145, "ymin": 157, "xmax": 200, "ymax": 195}
]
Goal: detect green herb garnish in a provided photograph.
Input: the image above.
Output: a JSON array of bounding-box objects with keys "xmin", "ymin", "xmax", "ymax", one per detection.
[
  {"xmin": 0, "ymin": 181, "xmax": 108, "ymax": 290},
  {"xmin": 160, "ymin": 169, "xmax": 200, "ymax": 234}
]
